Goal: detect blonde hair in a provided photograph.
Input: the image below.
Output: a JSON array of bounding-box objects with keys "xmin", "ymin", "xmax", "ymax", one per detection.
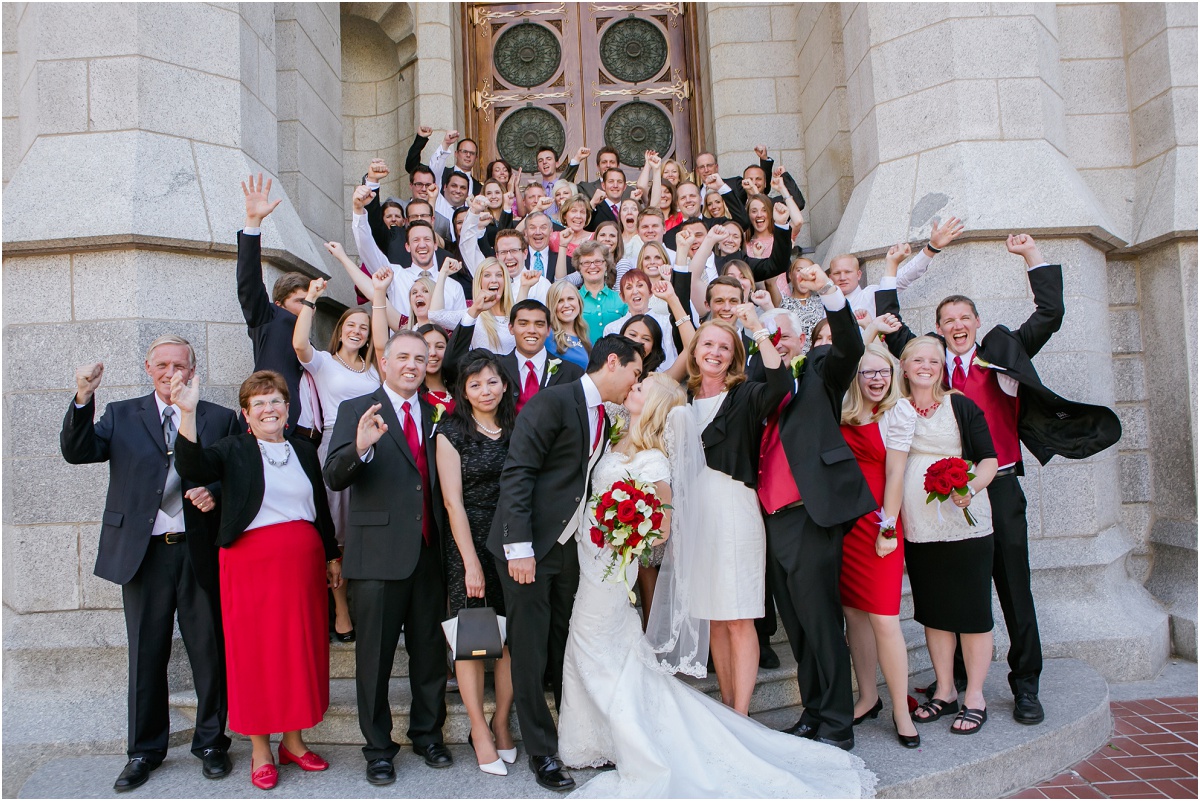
[
  {"xmin": 547, "ymin": 279, "xmax": 591, "ymax": 354},
  {"xmin": 685, "ymin": 320, "xmax": 746, "ymax": 397},
  {"xmin": 841, "ymin": 342, "xmax": 902, "ymax": 424},
  {"xmin": 626, "ymin": 373, "xmax": 686, "ymax": 454},
  {"xmin": 145, "ymin": 335, "xmax": 196, "ymax": 367},
  {"xmin": 899, "ymin": 335, "xmax": 953, "ymax": 404},
  {"xmin": 662, "ymin": 158, "xmax": 686, "ymax": 185},
  {"xmin": 404, "ymin": 276, "xmax": 436, "ymax": 329},
  {"xmin": 558, "ymin": 193, "xmax": 593, "ymax": 229},
  {"xmin": 472, "ymin": 257, "xmax": 514, "ymax": 350},
  {"xmin": 636, "ymin": 241, "xmax": 671, "ymax": 274}
]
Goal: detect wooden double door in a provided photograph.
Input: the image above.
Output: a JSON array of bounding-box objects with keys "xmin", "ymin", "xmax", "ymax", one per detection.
[{"xmin": 464, "ymin": 2, "xmax": 698, "ymax": 183}]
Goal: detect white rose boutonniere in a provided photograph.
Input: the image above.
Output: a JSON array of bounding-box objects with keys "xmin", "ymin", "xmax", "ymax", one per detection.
[{"xmin": 548, "ymin": 358, "xmax": 562, "ymax": 376}]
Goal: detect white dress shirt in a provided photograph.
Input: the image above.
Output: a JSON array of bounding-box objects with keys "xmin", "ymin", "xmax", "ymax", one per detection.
[
  {"xmin": 152, "ymin": 394, "xmax": 185, "ymax": 537},
  {"xmin": 528, "ymin": 245, "xmax": 553, "ymax": 277},
  {"xmin": 503, "ymin": 373, "xmax": 603, "ymax": 561},
  {"xmin": 518, "ymin": 348, "xmax": 549, "ymax": 390},
  {"xmin": 441, "ymin": 311, "xmax": 518, "ymax": 354},
  {"xmin": 360, "ymin": 382, "xmax": 423, "ymax": 462},
  {"xmin": 351, "ymin": 212, "xmax": 465, "ymax": 317}
]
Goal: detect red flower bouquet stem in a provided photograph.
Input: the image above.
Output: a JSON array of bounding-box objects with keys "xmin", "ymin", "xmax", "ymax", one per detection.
[{"xmin": 923, "ymin": 457, "xmax": 978, "ymax": 526}]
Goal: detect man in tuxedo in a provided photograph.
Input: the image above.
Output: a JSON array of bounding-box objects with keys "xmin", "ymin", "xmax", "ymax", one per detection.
[
  {"xmin": 757, "ymin": 271, "xmax": 875, "ymax": 750},
  {"xmin": 433, "ymin": 173, "xmax": 470, "ymax": 244},
  {"xmin": 585, "ymin": 168, "xmax": 628, "ymax": 231},
  {"xmin": 323, "ymin": 330, "xmax": 452, "ymax": 785},
  {"xmin": 444, "ymin": 299, "xmax": 585, "ymax": 408},
  {"xmin": 429, "ymin": 129, "xmax": 482, "ymax": 195},
  {"xmin": 489, "ymin": 335, "xmax": 643, "ymax": 790},
  {"xmin": 566, "ymin": 146, "xmax": 630, "ymax": 201},
  {"xmin": 60, "ymin": 337, "xmax": 239, "ymax": 791},
  {"xmin": 876, "ymin": 233, "xmax": 1122, "ymax": 726}
]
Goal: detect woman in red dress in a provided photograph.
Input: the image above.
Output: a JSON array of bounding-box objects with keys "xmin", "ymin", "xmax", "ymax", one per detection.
[
  {"xmin": 838, "ymin": 340, "xmax": 920, "ymax": 748},
  {"xmin": 173, "ymin": 371, "xmax": 341, "ymax": 790}
]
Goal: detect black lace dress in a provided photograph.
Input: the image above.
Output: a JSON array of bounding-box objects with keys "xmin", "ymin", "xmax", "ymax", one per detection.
[{"xmin": 438, "ymin": 417, "xmax": 508, "ymax": 616}]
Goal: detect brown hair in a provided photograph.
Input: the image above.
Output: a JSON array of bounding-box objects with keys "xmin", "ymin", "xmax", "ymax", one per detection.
[
  {"xmin": 272, "ymin": 273, "xmax": 310, "ymax": 305},
  {"xmin": 494, "ymin": 228, "xmax": 527, "ymax": 251},
  {"xmin": 936, "ymin": 294, "xmax": 980, "ymax": 325},
  {"xmin": 558, "ymin": 194, "xmax": 593, "ymax": 229},
  {"xmin": 685, "ymin": 320, "xmax": 747, "ymax": 396},
  {"xmin": 239, "ymin": 370, "xmax": 289, "ymax": 410},
  {"xmin": 705, "ymin": 274, "xmax": 746, "ymax": 304},
  {"xmin": 327, "ymin": 307, "xmax": 376, "ymax": 367}
]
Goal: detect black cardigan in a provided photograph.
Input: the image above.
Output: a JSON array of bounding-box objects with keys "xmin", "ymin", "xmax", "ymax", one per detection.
[
  {"xmin": 694, "ymin": 363, "xmax": 793, "ymax": 487},
  {"xmin": 948, "ymin": 393, "xmax": 998, "ymax": 466},
  {"xmin": 175, "ymin": 432, "xmax": 339, "ymax": 560}
]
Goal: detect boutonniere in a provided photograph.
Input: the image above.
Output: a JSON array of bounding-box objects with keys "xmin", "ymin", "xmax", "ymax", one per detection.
[
  {"xmin": 972, "ymin": 356, "xmax": 995, "ymax": 370},
  {"xmin": 547, "ymin": 358, "xmax": 562, "ymax": 375},
  {"xmin": 607, "ymin": 415, "xmax": 624, "ymax": 446},
  {"xmin": 790, "ymin": 355, "xmax": 806, "ymax": 378},
  {"xmin": 748, "ymin": 328, "xmax": 782, "ymax": 355},
  {"xmin": 430, "ymin": 403, "xmax": 447, "ymax": 424}
]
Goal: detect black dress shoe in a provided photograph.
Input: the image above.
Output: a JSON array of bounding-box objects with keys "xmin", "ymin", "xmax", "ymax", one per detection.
[
  {"xmin": 1013, "ymin": 692, "xmax": 1045, "ymax": 725},
  {"xmin": 782, "ymin": 720, "xmax": 818, "ymax": 739},
  {"xmin": 114, "ymin": 758, "xmax": 156, "ymax": 792},
  {"xmin": 758, "ymin": 644, "xmax": 781, "ymax": 669},
  {"xmin": 365, "ymin": 758, "xmax": 395, "ymax": 785},
  {"xmin": 201, "ymin": 747, "xmax": 232, "ymax": 779},
  {"xmin": 816, "ymin": 735, "xmax": 855, "ymax": 751},
  {"xmin": 853, "ymin": 697, "xmax": 883, "ymax": 726},
  {"xmin": 529, "ymin": 755, "xmax": 576, "ymax": 791},
  {"xmin": 894, "ymin": 719, "xmax": 920, "ymax": 749},
  {"xmin": 414, "ymin": 742, "xmax": 453, "ymax": 768}
]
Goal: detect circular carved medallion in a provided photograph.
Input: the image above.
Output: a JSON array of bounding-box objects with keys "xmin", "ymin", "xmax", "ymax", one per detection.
[
  {"xmin": 600, "ymin": 18, "xmax": 668, "ymax": 84},
  {"xmin": 493, "ymin": 23, "xmax": 561, "ymax": 88},
  {"xmin": 604, "ymin": 102, "xmax": 673, "ymax": 168},
  {"xmin": 496, "ymin": 107, "xmax": 566, "ymax": 172}
]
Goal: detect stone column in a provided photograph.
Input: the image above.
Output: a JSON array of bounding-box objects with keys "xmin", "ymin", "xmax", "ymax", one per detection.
[{"xmin": 825, "ymin": 3, "xmax": 1169, "ymax": 681}]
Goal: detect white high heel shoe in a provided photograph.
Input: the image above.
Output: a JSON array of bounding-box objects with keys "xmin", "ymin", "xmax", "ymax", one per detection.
[
  {"xmin": 497, "ymin": 747, "xmax": 518, "ymax": 764},
  {"xmin": 469, "ymin": 733, "xmax": 510, "ymax": 776}
]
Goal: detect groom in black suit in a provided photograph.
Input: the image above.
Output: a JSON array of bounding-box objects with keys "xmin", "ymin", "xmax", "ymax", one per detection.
[
  {"xmin": 489, "ymin": 335, "xmax": 644, "ymax": 791},
  {"xmin": 324, "ymin": 330, "xmax": 451, "ymax": 785}
]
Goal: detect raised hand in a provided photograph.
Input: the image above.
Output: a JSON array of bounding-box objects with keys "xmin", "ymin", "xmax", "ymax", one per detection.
[
  {"xmin": 355, "ymin": 403, "xmax": 388, "ymax": 456},
  {"xmin": 705, "ymin": 223, "xmax": 727, "ymax": 243},
  {"xmin": 75, "ymin": 362, "xmax": 105, "ymax": 404},
  {"xmin": 630, "ymin": 187, "xmax": 644, "ymax": 203},
  {"xmin": 512, "ymin": 168, "xmax": 523, "ymax": 191},
  {"xmin": 735, "ymin": 303, "xmax": 762, "ymax": 331},
  {"xmin": 590, "ymin": 188, "xmax": 606, "ymax": 208},
  {"xmin": 930, "ymin": 216, "xmax": 964, "ymax": 250},
  {"xmin": 417, "ymin": 125, "xmax": 433, "ymax": 138},
  {"xmin": 754, "ymin": 144, "xmax": 769, "ymax": 161},
  {"xmin": 675, "ymin": 227, "xmax": 695, "ymax": 250},
  {"xmin": 646, "ymin": 151, "xmax": 662, "ymax": 170},
  {"xmin": 535, "ymin": 196, "xmax": 554, "ymax": 212},
  {"xmin": 352, "ymin": 184, "xmax": 376, "ymax": 213},
  {"xmin": 441, "ymin": 258, "xmax": 462, "ymax": 276},
  {"xmin": 750, "ymin": 288, "xmax": 774, "ymax": 310},
  {"xmin": 520, "ymin": 269, "xmax": 541, "ymax": 288},
  {"xmin": 366, "ymin": 158, "xmax": 389, "ymax": 182},
  {"xmin": 469, "ymin": 194, "xmax": 488, "ymax": 214},
  {"xmin": 703, "ymin": 172, "xmax": 722, "ymax": 193},
  {"xmin": 503, "ymin": 189, "xmax": 516, "ymax": 209},
  {"xmin": 886, "ymin": 242, "xmax": 912, "ymax": 266},
  {"xmin": 305, "ymin": 277, "xmax": 327, "ymax": 302},
  {"xmin": 473, "ymin": 290, "xmax": 500, "ymax": 313},
  {"xmin": 770, "ymin": 168, "xmax": 786, "ymax": 196},
  {"xmin": 772, "ymin": 200, "xmax": 790, "ymax": 226},
  {"xmin": 855, "ymin": 308, "xmax": 871, "ymax": 328},
  {"xmin": 741, "ymin": 177, "xmax": 757, "ymax": 197},
  {"xmin": 1006, "ymin": 233, "xmax": 1041, "ymax": 260},
  {"xmin": 443, "ymin": 129, "xmax": 460, "ymax": 148},
  {"xmin": 573, "ymin": 146, "xmax": 591, "ymax": 163},
  {"xmin": 651, "ymin": 279, "xmax": 676, "ymax": 300},
  {"xmin": 324, "ymin": 241, "xmax": 349, "ymax": 261},
  {"xmin": 242, "ymin": 173, "xmax": 282, "ymax": 226},
  {"xmin": 371, "ymin": 266, "xmax": 394, "ymax": 293},
  {"xmin": 793, "ymin": 264, "xmax": 831, "ymax": 294},
  {"xmin": 170, "ymin": 372, "xmax": 200, "ymax": 413},
  {"xmin": 874, "ymin": 313, "xmax": 902, "ymax": 334}
]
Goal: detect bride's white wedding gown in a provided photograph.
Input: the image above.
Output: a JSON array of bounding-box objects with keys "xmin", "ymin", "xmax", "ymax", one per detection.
[{"xmin": 557, "ymin": 448, "xmax": 876, "ymax": 798}]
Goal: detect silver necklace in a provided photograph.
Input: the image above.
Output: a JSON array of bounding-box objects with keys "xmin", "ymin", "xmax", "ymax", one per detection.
[
  {"xmin": 334, "ymin": 351, "xmax": 367, "ymax": 373},
  {"xmin": 258, "ymin": 441, "xmax": 291, "ymax": 467},
  {"xmin": 472, "ymin": 415, "xmax": 502, "ymax": 436}
]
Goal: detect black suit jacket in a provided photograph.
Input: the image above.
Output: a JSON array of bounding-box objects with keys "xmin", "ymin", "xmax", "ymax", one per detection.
[
  {"xmin": 526, "ymin": 248, "xmax": 564, "ymax": 281},
  {"xmin": 60, "ymin": 394, "xmax": 240, "ymax": 592},
  {"xmin": 876, "ymin": 264, "xmax": 1122, "ymax": 469},
  {"xmin": 174, "ymin": 432, "xmax": 339, "ymax": 559},
  {"xmin": 585, "ymin": 198, "xmax": 622, "ymax": 232},
  {"xmin": 323, "ymin": 388, "xmax": 445, "ymax": 581},
  {"xmin": 443, "ymin": 323, "xmax": 586, "ymax": 404},
  {"xmin": 696, "ymin": 364, "xmax": 793, "ymax": 487},
  {"xmin": 488, "ymin": 381, "xmax": 610, "ymax": 562},
  {"xmin": 236, "ymin": 231, "xmax": 305, "ymax": 428},
  {"xmin": 774, "ymin": 303, "xmax": 876, "ymax": 531}
]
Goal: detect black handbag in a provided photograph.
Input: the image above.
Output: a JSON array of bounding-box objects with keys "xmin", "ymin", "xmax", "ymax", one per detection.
[{"xmin": 441, "ymin": 599, "xmax": 506, "ymax": 661}]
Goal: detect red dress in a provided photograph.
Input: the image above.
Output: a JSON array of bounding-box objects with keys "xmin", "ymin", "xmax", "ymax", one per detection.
[{"xmin": 838, "ymin": 421, "xmax": 905, "ymax": 615}]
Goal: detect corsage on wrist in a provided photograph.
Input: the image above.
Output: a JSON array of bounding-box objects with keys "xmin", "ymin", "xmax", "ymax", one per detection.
[{"xmin": 876, "ymin": 511, "xmax": 898, "ymax": 540}]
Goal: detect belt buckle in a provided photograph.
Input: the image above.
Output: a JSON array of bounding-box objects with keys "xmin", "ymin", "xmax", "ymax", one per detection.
[{"xmin": 163, "ymin": 532, "xmax": 186, "ymax": 545}]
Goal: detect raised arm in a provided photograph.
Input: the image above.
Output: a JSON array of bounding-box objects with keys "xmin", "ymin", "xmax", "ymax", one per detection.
[
  {"xmin": 237, "ymin": 173, "xmax": 284, "ymax": 327},
  {"xmin": 1006, "ymin": 233, "xmax": 1063, "ymax": 357},
  {"xmin": 351, "ymin": 188, "xmax": 392, "ymax": 274},
  {"xmin": 405, "ymin": 125, "xmax": 433, "ymax": 175},
  {"xmin": 361, "ymin": 159, "xmax": 394, "ymax": 256},
  {"xmin": 636, "ymin": 151, "xmax": 654, "ymax": 203},
  {"xmin": 771, "ymin": 168, "xmax": 805, "ymax": 240},
  {"xmin": 459, "ymin": 197, "xmax": 488, "ymax": 277},
  {"xmin": 60, "ymin": 363, "xmax": 111, "ymax": 464},
  {"xmin": 429, "ymin": 130, "xmax": 459, "ymax": 190},
  {"xmin": 744, "ymin": 206, "xmax": 794, "ymax": 282},
  {"xmin": 169, "ymin": 374, "xmax": 228, "ymax": 486},
  {"xmin": 561, "ymin": 146, "xmax": 586, "ymax": 183},
  {"xmin": 291, "ymin": 277, "xmax": 326, "ymax": 365}
]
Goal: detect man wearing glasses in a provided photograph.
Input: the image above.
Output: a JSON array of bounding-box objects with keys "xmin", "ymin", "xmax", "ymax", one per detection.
[{"xmin": 430, "ymin": 129, "xmax": 482, "ymax": 195}]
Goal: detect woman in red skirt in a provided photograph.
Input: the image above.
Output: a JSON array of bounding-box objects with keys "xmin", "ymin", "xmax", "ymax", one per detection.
[
  {"xmin": 173, "ymin": 370, "xmax": 341, "ymax": 790},
  {"xmin": 838, "ymin": 340, "xmax": 920, "ymax": 748}
]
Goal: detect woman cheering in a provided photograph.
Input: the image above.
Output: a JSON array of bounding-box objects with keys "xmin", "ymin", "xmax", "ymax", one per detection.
[{"xmin": 173, "ymin": 371, "xmax": 341, "ymax": 790}]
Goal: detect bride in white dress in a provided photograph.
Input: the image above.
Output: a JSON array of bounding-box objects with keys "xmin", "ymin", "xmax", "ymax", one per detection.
[{"xmin": 557, "ymin": 375, "xmax": 875, "ymax": 798}]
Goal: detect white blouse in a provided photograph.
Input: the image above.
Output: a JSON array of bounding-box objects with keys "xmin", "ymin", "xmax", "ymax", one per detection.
[
  {"xmin": 300, "ymin": 349, "xmax": 381, "ymax": 432},
  {"xmin": 246, "ymin": 440, "xmax": 318, "ymax": 531},
  {"xmin": 877, "ymin": 398, "xmax": 918, "ymax": 452},
  {"xmin": 430, "ymin": 310, "xmax": 516, "ymax": 354}
]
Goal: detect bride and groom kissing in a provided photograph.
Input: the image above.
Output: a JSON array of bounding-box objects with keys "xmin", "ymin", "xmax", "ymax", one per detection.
[{"xmin": 488, "ymin": 334, "xmax": 871, "ymax": 798}]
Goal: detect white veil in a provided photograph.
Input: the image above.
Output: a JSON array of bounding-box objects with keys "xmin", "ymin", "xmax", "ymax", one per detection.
[{"xmin": 640, "ymin": 404, "xmax": 711, "ymax": 677}]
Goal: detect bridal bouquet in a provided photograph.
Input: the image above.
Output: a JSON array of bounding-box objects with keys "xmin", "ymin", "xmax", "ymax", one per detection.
[
  {"xmin": 589, "ymin": 474, "xmax": 670, "ymax": 602},
  {"xmin": 923, "ymin": 457, "xmax": 977, "ymax": 526}
]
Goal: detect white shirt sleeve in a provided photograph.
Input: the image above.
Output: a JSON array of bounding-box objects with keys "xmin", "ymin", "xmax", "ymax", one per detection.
[
  {"xmin": 997, "ymin": 372, "xmax": 1020, "ymax": 397},
  {"xmin": 880, "ymin": 398, "xmax": 917, "ymax": 452},
  {"xmin": 352, "ymin": 212, "xmax": 391, "ymax": 273},
  {"xmin": 895, "ymin": 249, "xmax": 933, "ymax": 292},
  {"xmin": 429, "ymin": 147, "xmax": 452, "ymax": 188},
  {"xmin": 503, "ymin": 542, "xmax": 536, "ymax": 560},
  {"xmin": 1027, "ymin": 262, "xmax": 1050, "ymax": 272},
  {"xmin": 429, "ymin": 307, "xmax": 467, "ymax": 330},
  {"xmin": 459, "ymin": 211, "xmax": 485, "ymax": 277},
  {"xmin": 243, "ymin": 227, "xmax": 261, "ymax": 236},
  {"xmin": 820, "ymin": 287, "xmax": 848, "ymax": 313}
]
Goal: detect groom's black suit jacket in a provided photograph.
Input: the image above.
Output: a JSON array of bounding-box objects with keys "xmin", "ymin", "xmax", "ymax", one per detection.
[{"xmin": 488, "ymin": 380, "xmax": 610, "ymax": 563}]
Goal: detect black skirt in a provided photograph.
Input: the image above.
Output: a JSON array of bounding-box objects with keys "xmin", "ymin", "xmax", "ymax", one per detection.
[{"xmin": 905, "ymin": 535, "xmax": 994, "ymax": 633}]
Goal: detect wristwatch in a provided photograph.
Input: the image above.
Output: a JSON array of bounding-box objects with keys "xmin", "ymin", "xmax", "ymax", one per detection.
[{"xmin": 818, "ymin": 281, "xmax": 838, "ymax": 297}]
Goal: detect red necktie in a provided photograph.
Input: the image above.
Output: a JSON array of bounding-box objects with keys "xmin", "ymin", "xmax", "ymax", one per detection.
[
  {"xmin": 592, "ymin": 407, "xmax": 605, "ymax": 451},
  {"xmin": 952, "ymin": 355, "xmax": 967, "ymax": 390},
  {"xmin": 611, "ymin": 203, "xmax": 619, "ymax": 217},
  {"xmin": 402, "ymin": 400, "xmax": 432, "ymax": 546},
  {"xmin": 517, "ymin": 360, "xmax": 539, "ymax": 413}
]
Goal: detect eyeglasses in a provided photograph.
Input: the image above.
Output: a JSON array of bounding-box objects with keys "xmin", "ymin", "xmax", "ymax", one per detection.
[
  {"xmin": 858, "ymin": 369, "xmax": 892, "ymax": 379},
  {"xmin": 249, "ymin": 398, "xmax": 287, "ymax": 409},
  {"xmin": 411, "ymin": 181, "xmax": 434, "ymax": 189},
  {"xmin": 577, "ymin": 259, "xmax": 607, "ymax": 268},
  {"xmin": 496, "ymin": 248, "xmax": 525, "ymax": 257},
  {"xmin": 408, "ymin": 212, "xmax": 434, "ymax": 220},
  {"xmin": 459, "ymin": 150, "xmax": 477, "ymax": 156}
]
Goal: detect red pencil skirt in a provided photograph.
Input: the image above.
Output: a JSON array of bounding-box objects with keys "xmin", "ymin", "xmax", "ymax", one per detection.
[{"xmin": 220, "ymin": 520, "xmax": 330, "ymax": 736}]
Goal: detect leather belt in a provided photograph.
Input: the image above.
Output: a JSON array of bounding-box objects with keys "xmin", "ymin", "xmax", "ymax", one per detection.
[
  {"xmin": 994, "ymin": 466, "xmax": 1018, "ymax": 478},
  {"xmin": 293, "ymin": 426, "xmax": 317, "ymax": 439},
  {"xmin": 162, "ymin": 532, "xmax": 187, "ymax": 545}
]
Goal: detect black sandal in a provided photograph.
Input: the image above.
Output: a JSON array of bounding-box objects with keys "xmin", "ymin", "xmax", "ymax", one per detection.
[
  {"xmin": 950, "ymin": 706, "xmax": 987, "ymax": 735},
  {"xmin": 911, "ymin": 697, "xmax": 959, "ymax": 723}
]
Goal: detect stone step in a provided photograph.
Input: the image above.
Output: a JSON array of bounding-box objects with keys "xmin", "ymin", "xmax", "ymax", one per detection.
[
  {"xmin": 170, "ymin": 649, "xmax": 806, "ymax": 746},
  {"xmin": 22, "ymin": 659, "xmax": 1112, "ymax": 799}
]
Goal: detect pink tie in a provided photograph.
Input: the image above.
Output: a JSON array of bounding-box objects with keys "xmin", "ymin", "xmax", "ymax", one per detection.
[
  {"xmin": 517, "ymin": 360, "xmax": 539, "ymax": 413},
  {"xmin": 952, "ymin": 356, "xmax": 967, "ymax": 390}
]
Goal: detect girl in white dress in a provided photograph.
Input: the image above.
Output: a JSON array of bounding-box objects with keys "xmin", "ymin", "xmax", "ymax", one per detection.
[
  {"xmin": 431, "ymin": 257, "xmax": 515, "ymax": 355},
  {"xmin": 557, "ymin": 374, "xmax": 874, "ymax": 798}
]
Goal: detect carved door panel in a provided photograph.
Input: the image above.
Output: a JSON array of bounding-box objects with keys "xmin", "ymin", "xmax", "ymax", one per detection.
[{"xmin": 465, "ymin": 3, "xmax": 695, "ymax": 184}]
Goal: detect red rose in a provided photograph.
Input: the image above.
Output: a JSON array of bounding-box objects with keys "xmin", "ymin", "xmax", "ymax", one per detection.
[
  {"xmin": 946, "ymin": 467, "xmax": 969, "ymax": 487},
  {"xmin": 650, "ymin": 511, "xmax": 664, "ymax": 530},
  {"xmin": 948, "ymin": 458, "xmax": 969, "ymax": 471},
  {"xmin": 617, "ymin": 500, "xmax": 638, "ymax": 524},
  {"xmin": 589, "ymin": 526, "xmax": 604, "ymax": 547},
  {"xmin": 923, "ymin": 474, "xmax": 939, "ymax": 494},
  {"xmin": 627, "ymin": 533, "xmax": 643, "ymax": 549},
  {"xmin": 927, "ymin": 460, "xmax": 950, "ymax": 478},
  {"xmin": 932, "ymin": 475, "xmax": 954, "ymax": 496}
]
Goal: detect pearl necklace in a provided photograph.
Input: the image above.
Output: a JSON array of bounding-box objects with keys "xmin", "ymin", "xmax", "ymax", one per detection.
[
  {"xmin": 334, "ymin": 351, "xmax": 367, "ymax": 373},
  {"xmin": 472, "ymin": 415, "xmax": 502, "ymax": 436},
  {"xmin": 258, "ymin": 440, "xmax": 292, "ymax": 467},
  {"xmin": 425, "ymin": 389, "xmax": 452, "ymax": 404}
]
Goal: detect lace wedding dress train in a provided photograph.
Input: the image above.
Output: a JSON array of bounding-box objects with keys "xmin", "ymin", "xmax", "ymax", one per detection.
[{"xmin": 557, "ymin": 448, "xmax": 876, "ymax": 799}]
